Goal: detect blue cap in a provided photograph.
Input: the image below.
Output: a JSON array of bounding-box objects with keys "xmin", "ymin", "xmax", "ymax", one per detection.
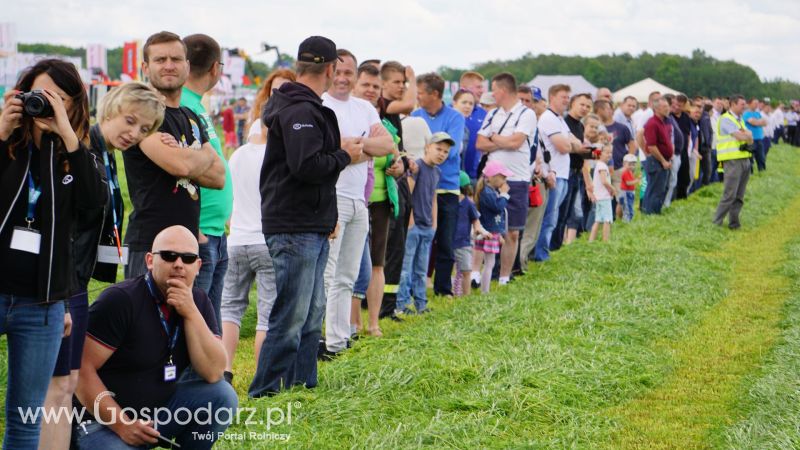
[{"xmin": 531, "ymin": 86, "xmax": 544, "ymax": 101}]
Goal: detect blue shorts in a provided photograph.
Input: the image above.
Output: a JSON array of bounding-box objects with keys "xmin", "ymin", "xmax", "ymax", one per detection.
[
  {"xmin": 594, "ymin": 199, "xmax": 613, "ymax": 224},
  {"xmin": 53, "ymin": 292, "xmax": 89, "ymax": 376},
  {"xmin": 506, "ymin": 181, "xmax": 530, "ymax": 231}
]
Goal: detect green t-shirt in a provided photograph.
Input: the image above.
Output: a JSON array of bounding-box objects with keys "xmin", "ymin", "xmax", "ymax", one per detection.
[
  {"xmin": 370, "ymin": 155, "xmax": 389, "ymax": 203},
  {"xmin": 180, "ymin": 87, "xmax": 233, "ymax": 236}
]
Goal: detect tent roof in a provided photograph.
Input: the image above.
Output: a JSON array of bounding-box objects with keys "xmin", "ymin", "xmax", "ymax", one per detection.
[
  {"xmin": 612, "ymin": 78, "xmax": 683, "ymax": 103},
  {"xmin": 527, "ymin": 75, "xmax": 598, "ymax": 99}
]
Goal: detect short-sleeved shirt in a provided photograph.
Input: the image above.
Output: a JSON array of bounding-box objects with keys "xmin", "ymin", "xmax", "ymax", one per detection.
[
  {"xmin": 537, "ymin": 109, "xmax": 572, "ymax": 180},
  {"xmin": 719, "ymin": 113, "xmax": 745, "ymax": 136},
  {"xmin": 454, "ymin": 197, "xmax": 480, "ymax": 248},
  {"xmin": 378, "ymin": 97, "xmax": 404, "ymax": 152},
  {"xmin": 620, "ymin": 168, "xmax": 636, "ymax": 191},
  {"xmin": 606, "ymin": 121, "xmax": 633, "ymax": 169},
  {"xmin": 411, "ymin": 158, "xmax": 440, "ymax": 227},
  {"xmin": 122, "ymin": 106, "xmax": 209, "ymax": 251},
  {"xmin": 322, "ymin": 93, "xmax": 382, "ymax": 203},
  {"xmin": 742, "ymin": 110, "xmax": 765, "ymax": 140},
  {"xmin": 181, "ymin": 87, "xmax": 233, "ymax": 237},
  {"xmin": 478, "ymin": 101, "xmax": 537, "ymax": 181},
  {"xmin": 222, "ymin": 108, "xmax": 235, "ymax": 132},
  {"xmin": 84, "ymin": 275, "xmax": 220, "ymax": 417},
  {"xmin": 643, "ymin": 115, "xmax": 674, "ymax": 160},
  {"xmin": 565, "ymin": 114, "xmax": 586, "ymax": 171},
  {"xmin": 593, "ymin": 161, "xmax": 612, "ymax": 200}
]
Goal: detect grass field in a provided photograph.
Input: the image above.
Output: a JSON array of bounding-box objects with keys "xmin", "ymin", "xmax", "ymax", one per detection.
[{"xmin": 1, "ymin": 144, "xmax": 799, "ymax": 449}]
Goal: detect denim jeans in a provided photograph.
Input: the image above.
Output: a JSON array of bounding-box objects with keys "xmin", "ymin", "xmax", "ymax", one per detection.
[
  {"xmin": 750, "ymin": 139, "xmax": 766, "ymax": 172},
  {"xmin": 195, "ymin": 233, "xmax": 228, "ymax": 329},
  {"xmin": 220, "ymin": 243, "xmax": 277, "ymax": 333},
  {"xmin": 433, "ymin": 193, "xmax": 459, "ymax": 296},
  {"xmin": 0, "ymin": 294, "xmax": 65, "ymax": 450},
  {"xmin": 353, "ymin": 238, "xmax": 372, "ymax": 299},
  {"xmin": 75, "ymin": 368, "xmax": 238, "ymax": 450},
  {"xmin": 324, "ymin": 197, "xmax": 369, "ymax": 353},
  {"xmin": 396, "ymin": 225, "xmax": 436, "ymax": 312},
  {"xmin": 552, "ymin": 169, "xmax": 580, "ymax": 250},
  {"xmin": 534, "ymin": 178, "xmax": 569, "ymax": 262},
  {"xmin": 249, "ymin": 233, "xmax": 329, "ymax": 397},
  {"xmin": 620, "ymin": 191, "xmax": 636, "ymax": 222},
  {"xmin": 642, "ymin": 156, "xmax": 670, "ymax": 214}
]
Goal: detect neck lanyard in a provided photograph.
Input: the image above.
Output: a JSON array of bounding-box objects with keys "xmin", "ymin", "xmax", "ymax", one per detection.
[
  {"xmin": 145, "ymin": 273, "xmax": 180, "ymax": 362},
  {"xmin": 26, "ymin": 146, "xmax": 42, "ymax": 228},
  {"xmin": 102, "ymin": 151, "xmax": 122, "ymax": 230}
]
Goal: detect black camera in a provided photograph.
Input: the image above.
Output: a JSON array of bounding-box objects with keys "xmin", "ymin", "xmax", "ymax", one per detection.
[
  {"xmin": 15, "ymin": 90, "xmax": 54, "ymax": 118},
  {"xmin": 739, "ymin": 143, "xmax": 754, "ymax": 153}
]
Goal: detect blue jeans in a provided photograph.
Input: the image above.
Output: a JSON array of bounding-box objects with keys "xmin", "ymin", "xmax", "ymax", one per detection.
[
  {"xmin": 751, "ymin": 139, "xmax": 766, "ymax": 172},
  {"xmin": 75, "ymin": 368, "xmax": 238, "ymax": 450},
  {"xmin": 433, "ymin": 193, "xmax": 458, "ymax": 296},
  {"xmin": 552, "ymin": 169, "xmax": 580, "ymax": 250},
  {"xmin": 642, "ymin": 156, "xmax": 670, "ymax": 214},
  {"xmin": 620, "ymin": 191, "xmax": 636, "ymax": 222},
  {"xmin": 249, "ymin": 233, "xmax": 329, "ymax": 397},
  {"xmin": 396, "ymin": 225, "xmax": 435, "ymax": 312},
  {"xmin": 195, "ymin": 234, "xmax": 228, "ymax": 328},
  {"xmin": 353, "ymin": 238, "xmax": 372, "ymax": 298},
  {"xmin": 0, "ymin": 294, "xmax": 65, "ymax": 450},
  {"xmin": 534, "ymin": 178, "xmax": 569, "ymax": 262}
]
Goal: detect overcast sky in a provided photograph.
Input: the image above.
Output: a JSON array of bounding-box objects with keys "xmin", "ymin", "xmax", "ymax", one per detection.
[{"xmin": 6, "ymin": 0, "xmax": 800, "ymax": 83}]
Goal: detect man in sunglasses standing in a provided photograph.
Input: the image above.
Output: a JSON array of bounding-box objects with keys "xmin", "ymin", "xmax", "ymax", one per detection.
[{"xmin": 75, "ymin": 225, "xmax": 236, "ymax": 449}]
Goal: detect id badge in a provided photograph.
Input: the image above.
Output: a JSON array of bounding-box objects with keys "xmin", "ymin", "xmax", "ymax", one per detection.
[
  {"xmin": 164, "ymin": 364, "xmax": 177, "ymax": 382},
  {"xmin": 10, "ymin": 227, "xmax": 41, "ymax": 254},
  {"xmin": 97, "ymin": 245, "xmax": 129, "ymax": 265}
]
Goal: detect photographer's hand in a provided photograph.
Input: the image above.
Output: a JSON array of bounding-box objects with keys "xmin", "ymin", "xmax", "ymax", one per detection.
[
  {"xmin": 35, "ymin": 89, "xmax": 79, "ymax": 152},
  {"xmin": 0, "ymin": 90, "xmax": 23, "ymax": 141}
]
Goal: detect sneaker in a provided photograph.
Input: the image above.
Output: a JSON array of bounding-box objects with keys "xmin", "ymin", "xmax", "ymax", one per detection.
[
  {"xmin": 416, "ymin": 307, "xmax": 431, "ymax": 315},
  {"xmin": 223, "ymin": 371, "xmax": 234, "ymax": 385},
  {"xmin": 389, "ymin": 313, "xmax": 404, "ymax": 322},
  {"xmin": 471, "ymin": 279, "xmax": 480, "ymax": 289},
  {"xmin": 395, "ymin": 308, "xmax": 416, "ymax": 317},
  {"xmin": 317, "ymin": 348, "xmax": 341, "ymax": 362}
]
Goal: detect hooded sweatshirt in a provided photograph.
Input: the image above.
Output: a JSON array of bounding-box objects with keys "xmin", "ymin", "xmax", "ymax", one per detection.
[{"xmin": 260, "ymin": 81, "xmax": 351, "ymax": 235}]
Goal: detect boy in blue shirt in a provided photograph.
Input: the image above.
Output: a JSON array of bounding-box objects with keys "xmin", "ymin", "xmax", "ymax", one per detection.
[{"xmin": 395, "ymin": 132, "xmax": 454, "ymax": 315}]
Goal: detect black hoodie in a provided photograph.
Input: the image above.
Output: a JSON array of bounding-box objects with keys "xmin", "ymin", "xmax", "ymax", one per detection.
[{"xmin": 260, "ymin": 81, "xmax": 351, "ymax": 234}]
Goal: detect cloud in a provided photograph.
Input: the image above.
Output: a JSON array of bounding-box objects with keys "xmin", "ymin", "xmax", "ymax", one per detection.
[{"xmin": 5, "ymin": 0, "xmax": 799, "ymax": 83}]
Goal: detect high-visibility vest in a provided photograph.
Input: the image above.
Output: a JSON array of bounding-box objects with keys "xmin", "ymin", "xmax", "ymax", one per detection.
[{"xmin": 716, "ymin": 112, "xmax": 750, "ymax": 162}]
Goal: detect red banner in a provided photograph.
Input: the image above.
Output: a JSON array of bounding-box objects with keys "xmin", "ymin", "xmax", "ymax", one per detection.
[{"xmin": 122, "ymin": 41, "xmax": 137, "ymax": 80}]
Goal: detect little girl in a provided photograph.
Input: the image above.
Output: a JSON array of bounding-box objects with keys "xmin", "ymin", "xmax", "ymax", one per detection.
[
  {"xmin": 473, "ymin": 161, "xmax": 512, "ymax": 294},
  {"xmin": 590, "ymin": 145, "xmax": 616, "ymax": 242},
  {"xmin": 453, "ymin": 171, "xmax": 490, "ymax": 296}
]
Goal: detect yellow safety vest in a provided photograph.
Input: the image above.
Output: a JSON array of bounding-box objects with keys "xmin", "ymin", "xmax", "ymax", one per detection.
[{"xmin": 715, "ymin": 112, "xmax": 750, "ymax": 162}]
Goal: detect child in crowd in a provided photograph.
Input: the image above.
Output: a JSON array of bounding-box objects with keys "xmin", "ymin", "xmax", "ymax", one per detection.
[
  {"xmin": 473, "ymin": 161, "xmax": 512, "ymax": 294},
  {"xmin": 619, "ymin": 154, "xmax": 641, "ymax": 222},
  {"xmin": 453, "ymin": 171, "xmax": 491, "ymax": 297},
  {"xmin": 395, "ymin": 132, "xmax": 454, "ymax": 315},
  {"xmin": 590, "ymin": 145, "xmax": 616, "ymax": 242}
]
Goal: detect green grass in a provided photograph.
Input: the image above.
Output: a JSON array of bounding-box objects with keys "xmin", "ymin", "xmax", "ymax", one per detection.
[{"xmin": 1, "ymin": 145, "xmax": 800, "ymax": 449}]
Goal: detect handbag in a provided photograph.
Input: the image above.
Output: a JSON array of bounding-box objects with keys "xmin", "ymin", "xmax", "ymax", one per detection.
[{"xmin": 528, "ymin": 181, "xmax": 543, "ymax": 207}]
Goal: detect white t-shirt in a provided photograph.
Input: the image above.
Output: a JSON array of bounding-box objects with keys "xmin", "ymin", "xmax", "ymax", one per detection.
[
  {"xmin": 227, "ymin": 142, "xmax": 266, "ymax": 247},
  {"xmin": 322, "ymin": 93, "xmax": 381, "ymax": 202},
  {"xmin": 478, "ymin": 101, "xmax": 537, "ymax": 181},
  {"xmin": 632, "ymin": 108, "xmax": 653, "ymax": 132},
  {"xmin": 593, "ymin": 161, "xmax": 612, "ymax": 201},
  {"xmin": 247, "ymin": 120, "xmax": 262, "ymax": 139},
  {"xmin": 537, "ymin": 109, "xmax": 572, "ymax": 180}
]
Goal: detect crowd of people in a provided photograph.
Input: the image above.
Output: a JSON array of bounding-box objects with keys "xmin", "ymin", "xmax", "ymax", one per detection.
[{"xmin": 0, "ymin": 31, "xmax": 794, "ymax": 449}]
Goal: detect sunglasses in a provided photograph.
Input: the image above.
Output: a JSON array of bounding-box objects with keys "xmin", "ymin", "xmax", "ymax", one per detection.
[{"xmin": 153, "ymin": 250, "xmax": 199, "ymax": 264}]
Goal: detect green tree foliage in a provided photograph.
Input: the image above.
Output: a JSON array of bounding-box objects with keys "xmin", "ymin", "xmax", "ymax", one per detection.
[{"xmin": 439, "ymin": 49, "xmax": 799, "ymax": 102}]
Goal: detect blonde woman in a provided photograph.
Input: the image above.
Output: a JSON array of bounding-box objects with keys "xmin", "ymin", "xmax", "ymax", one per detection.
[{"xmin": 39, "ymin": 81, "xmax": 165, "ymax": 450}]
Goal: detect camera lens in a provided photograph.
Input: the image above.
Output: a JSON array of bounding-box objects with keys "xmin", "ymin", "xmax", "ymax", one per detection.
[{"xmin": 25, "ymin": 97, "xmax": 45, "ymax": 116}]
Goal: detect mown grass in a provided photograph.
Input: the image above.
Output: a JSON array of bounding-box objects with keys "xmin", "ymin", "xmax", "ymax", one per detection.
[{"xmin": 1, "ymin": 145, "xmax": 799, "ymax": 449}]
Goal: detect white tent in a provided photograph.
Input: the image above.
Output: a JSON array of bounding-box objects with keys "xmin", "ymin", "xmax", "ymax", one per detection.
[
  {"xmin": 527, "ymin": 75, "xmax": 598, "ymax": 99},
  {"xmin": 612, "ymin": 78, "xmax": 682, "ymax": 104}
]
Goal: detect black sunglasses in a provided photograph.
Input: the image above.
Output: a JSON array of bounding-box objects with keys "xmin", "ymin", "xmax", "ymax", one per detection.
[{"xmin": 153, "ymin": 250, "xmax": 199, "ymax": 264}]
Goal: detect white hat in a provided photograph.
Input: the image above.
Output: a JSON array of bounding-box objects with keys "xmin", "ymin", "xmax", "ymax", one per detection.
[{"xmin": 623, "ymin": 154, "xmax": 638, "ymax": 163}]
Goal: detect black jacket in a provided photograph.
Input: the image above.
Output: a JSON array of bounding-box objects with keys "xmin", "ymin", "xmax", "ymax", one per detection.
[
  {"xmin": 72, "ymin": 125, "xmax": 123, "ymax": 288},
  {"xmin": 260, "ymin": 81, "xmax": 351, "ymax": 234},
  {"xmin": 699, "ymin": 111, "xmax": 713, "ymax": 152},
  {"xmin": 0, "ymin": 133, "xmax": 107, "ymax": 302}
]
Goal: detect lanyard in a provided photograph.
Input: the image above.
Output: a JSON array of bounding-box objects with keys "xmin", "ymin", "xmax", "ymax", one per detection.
[
  {"xmin": 102, "ymin": 151, "xmax": 122, "ymax": 231},
  {"xmin": 26, "ymin": 147, "xmax": 42, "ymax": 227},
  {"xmin": 145, "ymin": 273, "xmax": 180, "ymax": 360}
]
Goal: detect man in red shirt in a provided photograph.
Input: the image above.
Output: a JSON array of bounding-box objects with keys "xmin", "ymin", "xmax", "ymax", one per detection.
[
  {"xmin": 642, "ymin": 97, "xmax": 673, "ymax": 214},
  {"xmin": 221, "ymin": 100, "xmax": 236, "ymax": 156}
]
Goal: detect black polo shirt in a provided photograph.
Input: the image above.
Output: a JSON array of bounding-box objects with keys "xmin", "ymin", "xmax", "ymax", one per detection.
[
  {"xmin": 83, "ymin": 274, "xmax": 219, "ymax": 416},
  {"xmin": 565, "ymin": 114, "xmax": 585, "ymax": 171}
]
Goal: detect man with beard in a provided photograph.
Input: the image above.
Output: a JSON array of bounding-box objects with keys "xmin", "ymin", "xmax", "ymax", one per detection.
[{"xmin": 122, "ymin": 31, "xmax": 226, "ymax": 279}]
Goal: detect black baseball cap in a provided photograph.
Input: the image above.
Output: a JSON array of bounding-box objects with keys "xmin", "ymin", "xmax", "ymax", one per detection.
[{"xmin": 297, "ymin": 36, "xmax": 342, "ymax": 64}]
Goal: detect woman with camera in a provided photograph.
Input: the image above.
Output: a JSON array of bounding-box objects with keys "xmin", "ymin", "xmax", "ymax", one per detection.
[
  {"xmin": 36, "ymin": 81, "xmax": 165, "ymax": 450},
  {"xmin": 0, "ymin": 58, "xmax": 106, "ymax": 449}
]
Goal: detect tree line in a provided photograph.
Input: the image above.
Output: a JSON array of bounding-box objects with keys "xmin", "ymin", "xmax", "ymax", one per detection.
[{"xmin": 439, "ymin": 49, "xmax": 800, "ymax": 103}]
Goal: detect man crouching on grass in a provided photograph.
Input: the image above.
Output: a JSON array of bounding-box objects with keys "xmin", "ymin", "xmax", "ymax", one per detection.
[{"xmin": 73, "ymin": 225, "xmax": 237, "ymax": 449}]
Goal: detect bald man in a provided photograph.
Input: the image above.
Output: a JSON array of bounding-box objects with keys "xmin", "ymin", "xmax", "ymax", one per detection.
[{"xmin": 74, "ymin": 226, "xmax": 236, "ymax": 450}]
